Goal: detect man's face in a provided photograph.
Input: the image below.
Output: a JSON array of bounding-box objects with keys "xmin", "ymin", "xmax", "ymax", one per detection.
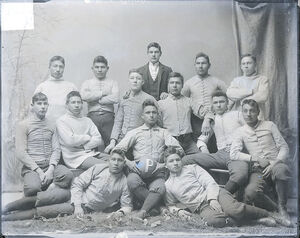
[
  {"xmin": 241, "ymin": 57, "xmax": 256, "ymax": 76},
  {"xmin": 92, "ymin": 62, "xmax": 109, "ymax": 80},
  {"xmin": 212, "ymin": 96, "xmax": 228, "ymax": 115},
  {"xmin": 129, "ymin": 72, "xmax": 144, "ymax": 92},
  {"xmin": 242, "ymin": 104, "xmax": 259, "ymax": 126},
  {"xmin": 142, "ymin": 105, "xmax": 158, "ymax": 127},
  {"xmin": 195, "ymin": 57, "xmax": 210, "ymax": 77},
  {"xmin": 147, "ymin": 47, "xmax": 161, "ymax": 64},
  {"xmin": 109, "ymin": 153, "xmax": 125, "ymax": 174},
  {"xmin": 49, "ymin": 60, "xmax": 65, "ymax": 79},
  {"xmin": 67, "ymin": 96, "xmax": 83, "ymax": 116},
  {"xmin": 168, "ymin": 77, "xmax": 183, "ymax": 96},
  {"xmin": 32, "ymin": 100, "xmax": 49, "ymax": 119},
  {"xmin": 165, "ymin": 153, "xmax": 183, "ymax": 174}
]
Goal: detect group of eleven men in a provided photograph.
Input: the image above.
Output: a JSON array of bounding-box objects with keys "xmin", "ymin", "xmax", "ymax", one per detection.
[{"xmin": 2, "ymin": 42, "xmax": 292, "ymax": 228}]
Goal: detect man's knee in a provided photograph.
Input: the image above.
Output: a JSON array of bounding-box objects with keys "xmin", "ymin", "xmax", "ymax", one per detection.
[
  {"xmin": 127, "ymin": 173, "xmax": 144, "ymax": 191},
  {"xmin": 244, "ymin": 184, "xmax": 260, "ymax": 202},
  {"xmin": 229, "ymin": 162, "xmax": 249, "ymax": 185},
  {"xmin": 272, "ymin": 163, "xmax": 290, "ymax": 181},
  {"xmin": 149, "ymin": 183, "xmax": 166, "ymax": 196},
  {"xmin": 53, "ymin": 165, "xmax": 74, "ymax": 189},
  {"xmin": 24, "ymin": 184, "xmax": 42, "ymax": 197}
]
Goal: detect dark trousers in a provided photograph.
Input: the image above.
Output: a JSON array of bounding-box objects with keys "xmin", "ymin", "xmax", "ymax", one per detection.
[
  {"xmin": 198, "ymin": 188, "xmax": 268, "ymax": 227},
  {"xmin": 175, "ymin": 133, "xmax": 199, "ymax": 155},
  {"xmin": 88, "ymin": 111, "xmax": 114, "ymax": 147},
  {"xmin": 22, "ymin": 163, "xmax": 73, "ymax": 197},
  {"xmin": 191, "ymin": 114, "xmax": 217, "ymax": 153},
  {"xmin": 182, "ymin": 150, "xmax": 249, "ymax": 189},
  {"xmin": 244, "ymin": 162, "xmax": 290, "ymax": 209}
]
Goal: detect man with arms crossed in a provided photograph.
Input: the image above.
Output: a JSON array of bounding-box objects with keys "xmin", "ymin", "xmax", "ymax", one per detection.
[
  {"xmin": 81, "ymin": 56, "xmax": 119, "ymax": 147},
  {"xmin": 182, "ymin": 52, "xmax": 227, "ymax": 152},
  {"xmin": 135, "ymin": 42, "xmax": 172, "ymax": 101},
  {"xmin": 114, "ymin": 99, "xmax": 183, "ymax": 219},
  {"xmin": 56, "ymin": 91, "xmax": 109, "ymax": 170},
  {"xmin": 183, "ymin": 90, "xmax": 248, "ymax": 194},
  {"xmin": 226, "ymin": 54, "xmax": 269, "ymax": 119},
  {"xmin": 105, "ymin": 69, "xmax": 157, "ymax": 154},
  {"xmin": 164, "ymin": 146, "xmax": 291, "ymax": 227},
  {"xmin": 230, "ymin": 99, "xmax": 291, "ymax": 225},
  {"xmin": 71, "ymin": 149, "xmax": 132, "ymax": 218},
  {"xmin": 34, "ymin": 56, "xmax": 77, "ymax": 121},
  {"xmin": 158, "ymin": 72, "xmax": 209, "ymax": 154}
]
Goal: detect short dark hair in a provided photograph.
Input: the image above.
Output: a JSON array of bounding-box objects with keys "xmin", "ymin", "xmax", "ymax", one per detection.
[
  {"xmin": 142, "ymin": 99, "xmax": 158, "ymax": 110},
  {"xmin": 241, "ymin": 54, "xmax": 257, "ymax": 64},
  {"xmin": 66, "ymin": 91, "xmax": 82, "ymax": 104},
  {"xmin": 128, "ymin": 68, "xmax": 142, "ymax": 77},
  {"xmin": 93, "ymin": 55, "xmax": 108, "ymax": 66},
  {"xmin": 164, "ymin": 146, "xmax": 185, "ymax": 163},
  {"xmin": 111, "ymin": 148, "xmax": 126, "ymax": 159},
  {"xmin": 195, "ymin": 52, "xmax": 210, "ymax": 65},
  {"xmin": 211, "ymin": 89, "xmax": 228, "ymax": 101},
  {"xmin": 168, "ymin": 72, "xmax": 184, "ymax": 85},
  {"xmin": 32, "ymin": 92, "xmax": 48, "ymax": 104},
  {"xmin": 49, "ymin": 56, "xmax": 65, "ymax": 67},
  {"xmin": 147, "ymin": 42, "xmax": 162, "ymax": 53},
  {"xmin": 242, "ymin": 99, "xmax": 260, "ymax": 112}
]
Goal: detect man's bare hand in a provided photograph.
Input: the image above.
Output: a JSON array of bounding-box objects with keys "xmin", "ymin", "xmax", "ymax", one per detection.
[
  {"xmin": 262, "ymin": 161, "xmax": 275, "ymax": 178},
  {"xmin": 104, "ymin": 140, "xmax": 116, "ymax": 154},
  {"xmin": 107, "ymin": 210, "xmax": 124, "ymax": 219},
  {"xmin": 36, "ymin": 168, "xmax": 46, "ymax": 185},
  {"xmin": 201, "ymin": 119, "xmax": 212, "ymax": 136},
  {"xmin": 178, "ymin": 209, "xmax": 191, "ymax": 220},
  {"xmin": 126, "ymin": 160, "xmax": 140, "ymax": 174},
  {"xmin": 209, "ymin": 199, "xmax": 223, "ymax": 213},
  {"xmin": 43, "ymin": 165, "xmax": 55, "ymax": 186},
  {"xmin": 160, "ymin": 92, "xmax": 169, "ymax": 100}
]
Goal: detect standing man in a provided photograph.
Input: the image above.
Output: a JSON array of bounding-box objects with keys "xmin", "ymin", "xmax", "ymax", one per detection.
[
  {"xmin": 81, "ymin": 56, "xmax": 119, "ymax": 147},
  {"xmin": 56, "ymin": 91, "xmax": 109, "ymax": 170},
  {"xmin": 226, "ymin": 54, "xmax": 269, "ymax": 120},
  {"xmin": 182, "ymin": 52, "xmax": 227, "ymax": 152},
  {"xmin": 230, "ymin": 99, "xmax": 291, "ymax": 224},
  {"xmin": 71, "ymin": 149, "xmax": 132, "ymax": 217},
  {"xmin": 136, "ymin": 42, "xmax": 172, "ymax": 101},
  {"xmin": 183, "ymin": 90, "xmax": 248, "ymax": 194},
  {"xmin": 158, "ymin": 72, "xmax": 209, "ymax": 154},
  {"xmin": 34, "ymin": 56, "xmax": 78, "ymax": 121},
  {"xmin": 114, "ymin": 99, "xmax": 183, "ymax": 219},
  {"xmin": 164, "ymin": 146, "xmax": 291, "ymax": 227},
  {"xmin": 105, "ymin": 69, "xmax": 157, "ymax": 154},
  {"xmin": 15, "ymin": 92, "xmax": 73, "ymax": 197}
]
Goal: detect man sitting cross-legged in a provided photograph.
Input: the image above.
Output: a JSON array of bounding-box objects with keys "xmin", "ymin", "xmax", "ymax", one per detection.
[
  {"xmin": 164, "ymin": 146, "xmax": 291, "ymax": 228},
  {"xmin": 231, "ymin": 99, "xmax": 291, "ymax": 226},
  {"xmin": 56, "ymin": 91, "xmax": 109, "ymax": 170},
  {"xmin": 71, "ymin": 149, "xmax": 132, "ymax": 218},
  {"xmin": 2, "ymin": 92, "xmax": 74, "ymax": 221},
  {"xmin": 114, "ymin": 99, "xmax": 183, "ymax": 219},
  {"xmin": 182, "ymin": 90, "xmax": 248, "ymax": 194}
]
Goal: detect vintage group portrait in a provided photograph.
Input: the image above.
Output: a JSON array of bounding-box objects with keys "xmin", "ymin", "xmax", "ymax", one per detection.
[{"xmin": 1, "ymin": 0, "xmax": 298, "ymax": 237}]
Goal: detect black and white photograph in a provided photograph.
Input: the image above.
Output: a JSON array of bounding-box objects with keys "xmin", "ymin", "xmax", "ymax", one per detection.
[{"xmin": 1, "ymin": 0, "xmax": 298, "ymax": 237}]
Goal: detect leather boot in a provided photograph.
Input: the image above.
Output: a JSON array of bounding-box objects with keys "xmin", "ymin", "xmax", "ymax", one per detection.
[{"xmin": 275, "ymin": 180, "xmax": 290, "ymax": 220}]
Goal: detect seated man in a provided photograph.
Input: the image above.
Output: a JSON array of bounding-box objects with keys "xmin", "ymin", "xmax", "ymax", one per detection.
[
  {"xmin": 230, "ymin": 99, "xmax": 291, "ymax": 223},
  {"xmin": 114, "ymin": 99, "xmax": 183, "ymax": 219},
  {"xmin": 182, "ymin": 90, "xmax": 248, "ymax": 194},
  {"xmin": 164, "ymin": 146, "xmax": 291, "ymax": 227},
  {"xmin": 105, "ymin": 69, "xmax": 157, "ymax": 154},
  {"xmin": 15, "ymin": 92, "xmax": 73, "ymax": 197},
  {"xmin": 158, "ymin": 72, "xmax": 211, "ymax": 154},
  {"xmin": 226, "ymin": 54, "xmax": 269, "ymax": 119},
  {"xmin": 71, "ymin": 149, "xmax": 132, "ymax": 217},
  {"xmin": 56, "ymin": 91, "xmax": 109, "ymax": 170}
]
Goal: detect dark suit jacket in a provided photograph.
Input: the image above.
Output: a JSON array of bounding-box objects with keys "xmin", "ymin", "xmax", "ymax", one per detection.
[{"xmin": 137, "ymin": 62, "xmax": 172, "ymax": 100}]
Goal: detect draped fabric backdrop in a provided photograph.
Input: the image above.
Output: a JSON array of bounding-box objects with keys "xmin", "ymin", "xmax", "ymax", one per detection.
[{"xmin": 232, "ymin": 1, "xmax": 297, "ymax": 196}]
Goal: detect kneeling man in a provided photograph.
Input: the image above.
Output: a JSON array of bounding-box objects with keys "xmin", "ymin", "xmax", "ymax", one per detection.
[{"xmin": 164, "ymin": 146, "xmax": 291, "ymax": 227}]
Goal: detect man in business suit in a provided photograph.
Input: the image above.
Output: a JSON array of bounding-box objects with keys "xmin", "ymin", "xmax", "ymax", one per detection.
[{"xmin": 137, "ymin": 42, "xmax": 172, "ymax": 101}]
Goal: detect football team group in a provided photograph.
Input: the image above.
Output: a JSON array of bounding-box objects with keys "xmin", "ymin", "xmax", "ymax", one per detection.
[{"xmin": 2, "ymin": 42, "xmax": 293, "ymax": 228}]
